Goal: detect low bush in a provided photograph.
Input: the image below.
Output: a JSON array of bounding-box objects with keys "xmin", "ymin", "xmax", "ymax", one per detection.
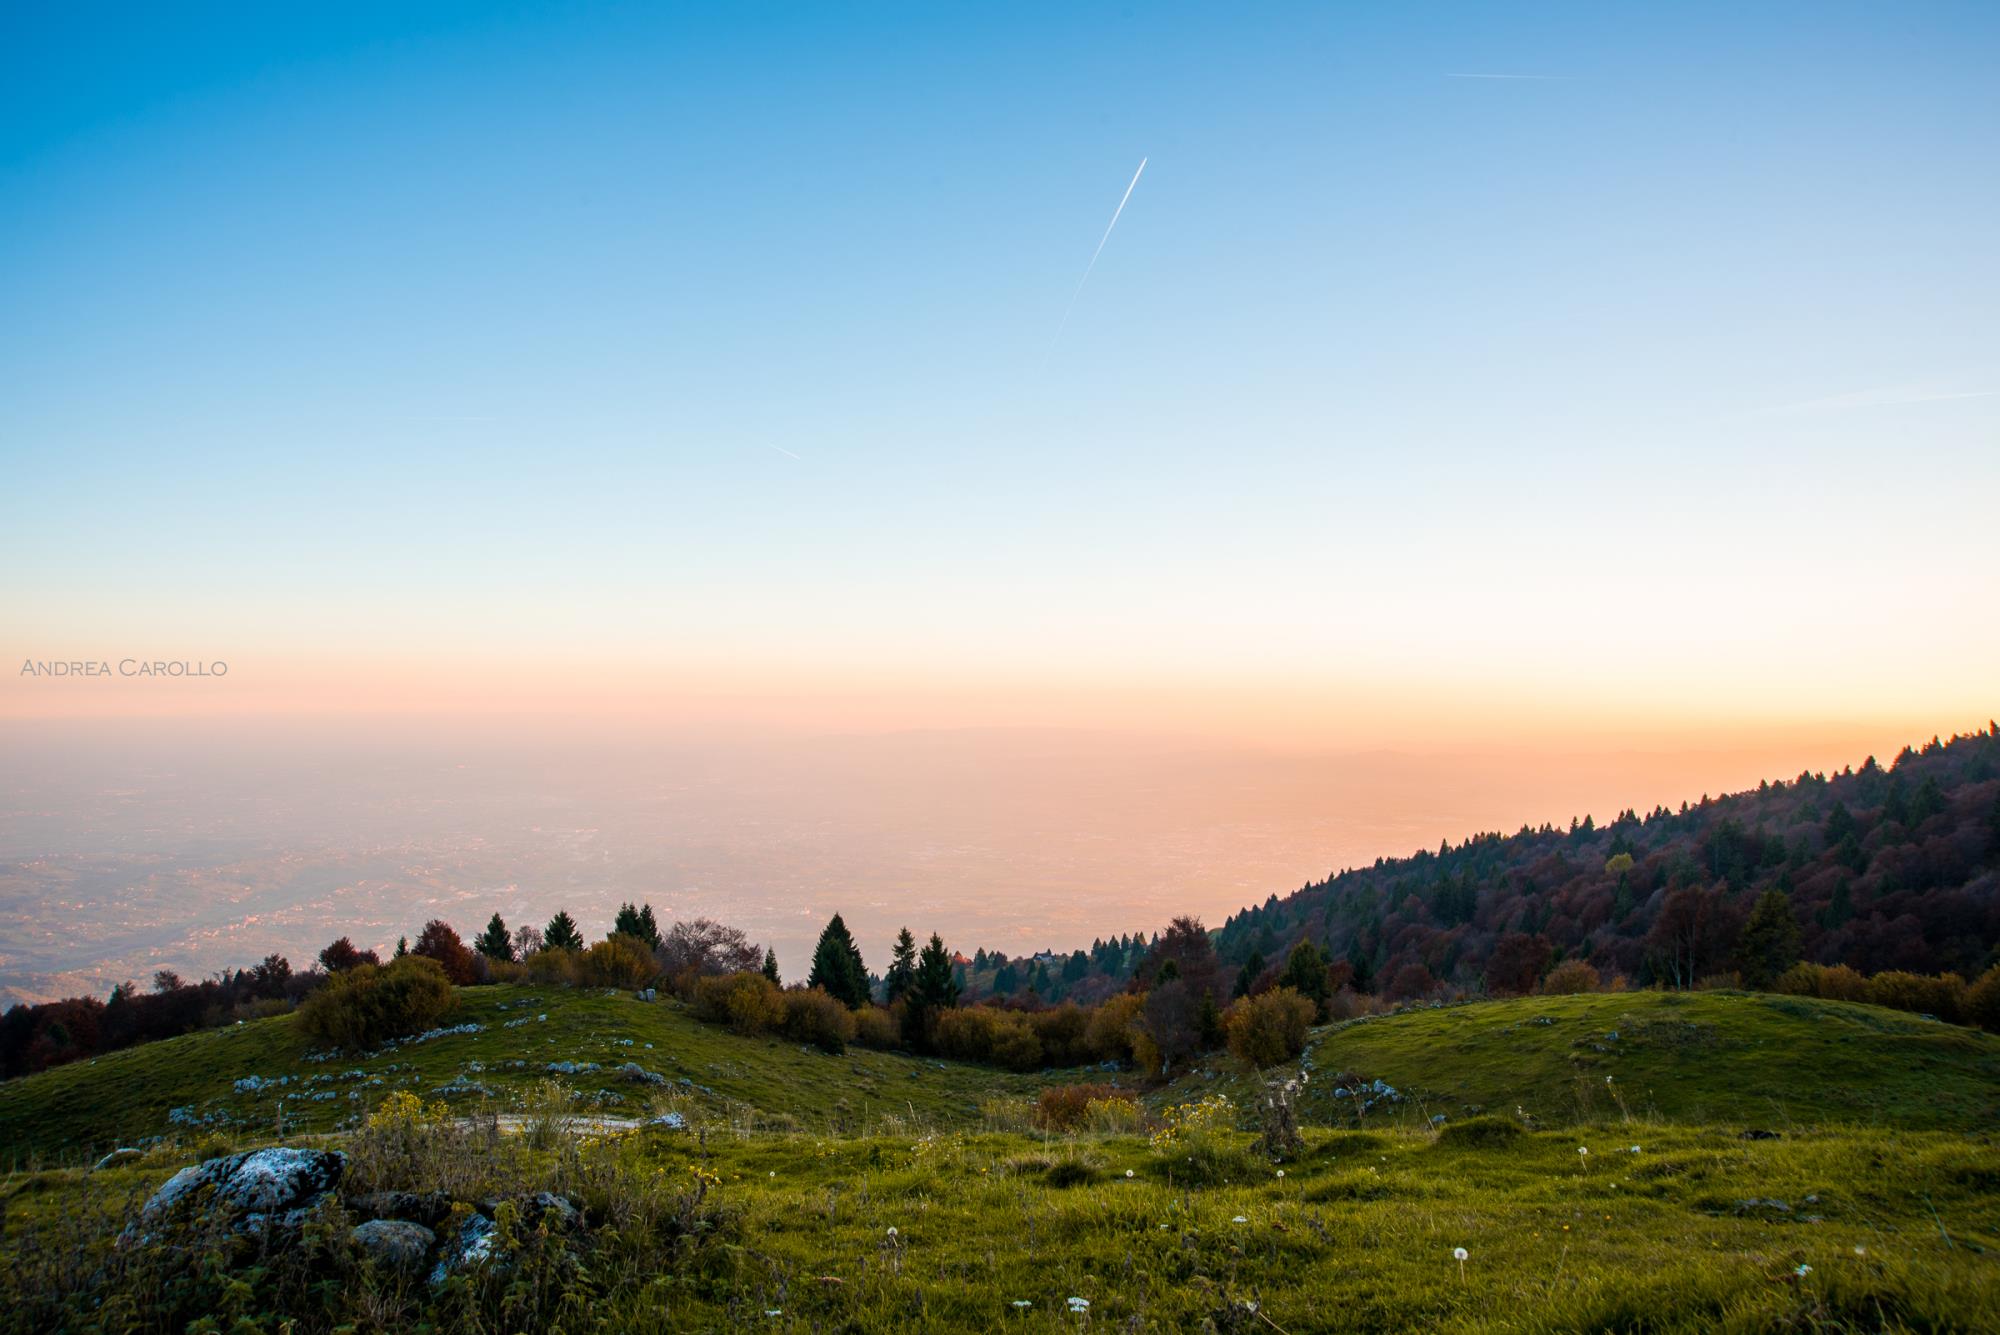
[
  {"xmin": 1083, "ymin": 992, "xmax": 1146, "ymax": 1064},
  {"xmin": 1965, "ymin": 965, "xmax": 2000, "ymax": 1034},
  {"xmin": 693, "ymin": 971, "xmax": 785, "ymax": 1035},
  {"xmin": 1541, "ymin": 960, "xmax": 1601, "ymax": 994},
  {"xmin": 524, "ymin": 947, "xmax": 578, "ymax": 986},
  {"xmin": 1864, "ymin": 970, "xmax": 1965, "ymax": 1023},
  {"xmin": 936, "ymin": 1007, "xmax": 1044, "ymax": 1072},
  {"xmin": 576, "ymin": 935, "xmax": 657, "ymax": 989},
  {"xmin": 853, "ymin": 1004, "xmax": 902, "ymax": 1050},
  {"xmin": 294, "ymin": 955, "xmax": 456, "ymax": 1051},
  {"xmin": 1033, "ymin": 1082, "xmax": 1135, "ymax": 1131},
  {"xmin": 1222, "ymin": 986, "xmax": 1315, "ymax": 1068},
  {"xmin": 1774, "ymin": 962, "xmax": 1869, "ymax": 1003},
  {"xmin": 780, "ymin": 987, "xmax": 857, "ymax": 1053}
]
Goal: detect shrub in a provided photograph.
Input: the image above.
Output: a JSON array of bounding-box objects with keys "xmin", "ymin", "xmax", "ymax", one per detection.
[
  {"xmin": 1084, "ymin": 993, "xmax": 1145, "ymax": 1064},
  {"xmin": 1223, "ymin": 986, "xmax": 1316, "ymax": 1068},
  {"xmin": 936, "ymin": 1007, "xmax": 1043, "ymax": 1071},
  {"xmin": 780, "ymin": 987, "xmax": 857, "ymax": 1054},
  {"xmin": 1865, "ymin": 970, "xmax": 1965, "ymax": 1023},
  {"xmin": 853, "ymin": 1004, "xmax": 902, "ymax": 1050},
  {"xmin": 1541, "ymin": 959, "xmax": 1601, "ymax": 995},
  {"xmin": 1029, "ymin": 1004, "xmax": 1090, "ymax": 1065},
  {"xmin": 1774, "ymin": 961, "xmax": 1868, "ymax": 1002},
  {"xmin": 524, "ymin": 947, "xmax": 577, "ymax": 986},
  {"xmin": 577, "ymin": 935, "xmax": 657, "ymax": 989},
  {"xmin": 1964, "ymin": 966, "xmax": 2000, "ymax": 1034},
  {"xmin": 693, "ymin": 971, "xmax": 785, "ymax": 1036},
  {"xmin": 294, "ymin": 955, "xmax": 456, "ymax": 1051},
  {"xmin": 1033, "ymin": 1083, "xmax": 1135, "ymax": 1132}
]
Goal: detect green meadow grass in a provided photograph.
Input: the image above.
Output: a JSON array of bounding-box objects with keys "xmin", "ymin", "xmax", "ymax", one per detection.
[
  {"xmin": 5, "ymin": 988, "xmax": 1997, "ymax": 1167},
  {"xmin": 2, "ymin": 989, "xmax": 1998, "ymax": 1330},
  {"xmin": 1164, "ymin": 990, "xmax": 2000, "ymax": 1133},
  {"xmin": 6, "ymin": 1119, "xmax": 1997, "ymax": 1332},
  {"xmin": 0, "ymin": 986, "xmax": 1087, "ymax": 1165}
]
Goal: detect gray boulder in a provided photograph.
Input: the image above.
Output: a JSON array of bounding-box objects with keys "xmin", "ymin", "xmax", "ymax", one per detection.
[
  {"xmin": 93, "ymin": 1148, "xmax": 145, "ymax": 1172},
  {"xmin": 616, "ymin": 1061, "xmax": 667, "ymax": 1086},
  {"xmin": 142, "ymin": 1147, "xmax": 346, "ymax": 1224},
  {"xmin": 352, "ymin": 1218, "xmax": 435, "ymax": 1274}
]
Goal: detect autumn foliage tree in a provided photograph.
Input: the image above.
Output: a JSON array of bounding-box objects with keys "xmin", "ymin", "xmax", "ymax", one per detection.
[{"xmin": 411, "ymin": 919, "xmax": 477, "ymax": 985}]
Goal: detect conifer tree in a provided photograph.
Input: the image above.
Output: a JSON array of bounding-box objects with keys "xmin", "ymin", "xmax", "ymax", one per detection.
[
  {"xmin": 543, "ymin": 910, "xmax": 583, "ymax": 953},
  {"xmin": 761, "ymin": 947, "xmax": 781, "ymax": 985},
  {"xmin": 1280, "ymin": 938, "xmax": 1331, "ymax": 1015},
  {"xmin": 905, "ymin": 933, "xmax": 961, "ymax": 1048},
  {"xmin": 1736, "ymin": 888, "xmax": 1802, "ymax": 988},
  {"xmin": 612, "ymin": 902, "xmax": 661, "ymax": 946},
  {"xmin": 884, "ymin": 927, "xmax": 918, "ymax": 1003},
  {"xmin": 475, "ymin": 913, "xmax": 515, "ymax": 961},
  {"xmin": 394, "ymin": 935, "xmax": 408, "ymax": 958},
  {"xmin": 807, "ymin": 913, "xmax": 870, "ymax": 1008}
]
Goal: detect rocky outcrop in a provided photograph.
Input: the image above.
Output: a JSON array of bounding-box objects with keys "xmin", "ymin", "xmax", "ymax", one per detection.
[{"xmin": 141, "ymin": 1148, "xmax": 345, "ymax": 1225}]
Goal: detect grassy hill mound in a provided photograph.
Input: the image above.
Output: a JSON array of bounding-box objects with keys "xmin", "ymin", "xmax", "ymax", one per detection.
[
  {"xmin": 1159, "ymin": 990, "xmax": 2000, "ymax": 1131},
  {"xmin": 7, "ymin": 987, "xmax": 1996, "ymax": 1165},
  {"xmin": 0, "ymin": 985, "xmax": 1088, "ymax": 1164}
]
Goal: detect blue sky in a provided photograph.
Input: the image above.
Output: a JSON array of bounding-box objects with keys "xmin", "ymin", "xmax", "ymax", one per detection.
[{"xmin": 3, "ymin": 2, "xmax": 1996, "ymax": 742}]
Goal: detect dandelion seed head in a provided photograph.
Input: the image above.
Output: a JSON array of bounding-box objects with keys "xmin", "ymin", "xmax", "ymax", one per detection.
[{"xmin": 1453, "ymin": 1247, "xmax": 1469, "ymax": 1261}]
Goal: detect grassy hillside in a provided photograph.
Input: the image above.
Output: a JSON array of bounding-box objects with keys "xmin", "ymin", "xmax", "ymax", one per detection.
[
  {"xmin": 8, "ymin": 986, "xmax": 1996, "ymax": 1167},
  {"xmin": 1159, "ymin": 990, "xmax": 2000, "ymax": 1132},
  {"xmin": 0, "ymin": 985, "xmax": 1090, "ymax": 1164},
  {"xmin": 7, "ymin": 1113, "xmax": 1998, "ymax": 1330},
  {"xmin": 5, "ymin": 987, "xmax": 2000, "ymax": 1329}
]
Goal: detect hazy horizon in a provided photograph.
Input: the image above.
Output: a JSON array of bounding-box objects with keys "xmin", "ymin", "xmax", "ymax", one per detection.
[{"xmin": 3, "ymin": 715, "xmax": 1979, "ymax": 1006}]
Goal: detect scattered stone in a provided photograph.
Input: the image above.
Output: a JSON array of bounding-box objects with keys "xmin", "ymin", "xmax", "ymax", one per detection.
[
  {"xmin": 616, "ymin": 1061, "xmax": 667, "ymax": 1086},
  {"xmin": 352, "ymin": 1219, "xmax": 435, "ymax": 1274},
  {"xmin": 647, "ymin": 1111, "xmax": 688, "ymax": 1131},
  {"xmin": 93, "ymin": 1148, "xmax": 145, "ymax": 1172},
  {"xmin": 1732, "ymin": 1198, "xmax": 1792, "ymax": 1215}
]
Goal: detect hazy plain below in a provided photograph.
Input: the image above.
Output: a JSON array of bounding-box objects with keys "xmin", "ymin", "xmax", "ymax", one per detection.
[{"xmin": 0, "ymin": 718, "xmax": 1917, "ymax": 1005}]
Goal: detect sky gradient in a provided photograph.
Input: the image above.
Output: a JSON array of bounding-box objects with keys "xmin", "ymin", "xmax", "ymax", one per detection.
[{"xmin": 3, "ymin": 2, "xmax": 1997, "ymax": 749}]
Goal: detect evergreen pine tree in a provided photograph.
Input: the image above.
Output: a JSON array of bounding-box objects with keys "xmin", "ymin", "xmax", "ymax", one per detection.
[
  {"xmin": 1736, "ymin": 888, "xmax": 1802, "ymax": 988},
  {"xmin": 1280, "ymin": 938, "xmax": 1331, "ymax": 1015},
  {"xmin": 1233, "ymin": 950, "xmax": 1266, "ymax": 998},
  {"xmin": 884, "ymin": 927, "xmax": 919, "ymax": 1003},
  {"xmin": 761, "ymin": 947, "xmax": 781, "ymax": 985},
  {"xmin": 474, "ymin": 913, "xmax": 514, "ymax": 961},
  {"xmin": 394, "ymin": 935, "xmax": 408, "ymax": 958},
  {"xmin": 906, "ymin": 933, "xmax": 961, "ymax": 1048},
  {"xmin": 636, "ymin": 903, "xmax": 662, "ymax": 949},
  {"xmin": 807, "ymin": 914, "xmax": 870, "ymax": 1008},
  {"xmin": 543, "ymin": 910, "xmax": 583, "ymax": 953}
]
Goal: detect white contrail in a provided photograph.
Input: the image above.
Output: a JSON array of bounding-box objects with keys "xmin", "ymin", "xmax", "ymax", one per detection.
[
  {"xmin": 1043, "ymin": 156, "xmax": 1147, "ymax": 364},
  {"xmin": 766, "ymin": 443, "xmax": 802, "ymax": 460}
]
